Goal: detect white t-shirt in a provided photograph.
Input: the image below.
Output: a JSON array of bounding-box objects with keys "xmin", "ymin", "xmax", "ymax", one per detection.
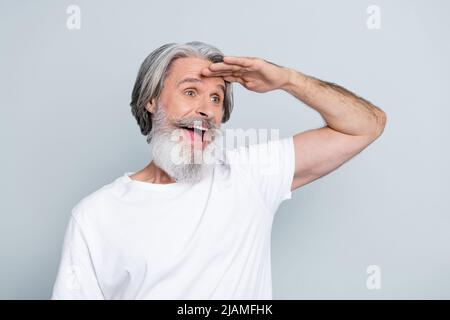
[{"xmin": 51, "ymin": 136, "xmax": 295, "ymax": 300}]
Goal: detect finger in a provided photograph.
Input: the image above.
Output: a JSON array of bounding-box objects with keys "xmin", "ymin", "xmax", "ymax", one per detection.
[
  {"xmin": 212, "ymin": 73, "xmax": 236, "ymax": 77},
  {"xmin": 201, "ymin": 69, "xmax": 237, "ymax": 77},
  {"xmin": 223, "ymin": 56, "xmax": 254, "ymax": 68},
  {"xmin": 223, "ymin": 75, "xmax": 245, "ymax": 85},
  {"xmin": 209, "ymin": 62, "xmax": 244, "ymax": 73}
]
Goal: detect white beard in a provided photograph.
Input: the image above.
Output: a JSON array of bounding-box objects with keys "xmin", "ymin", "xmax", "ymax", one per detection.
[{"xmin": 147, "ymin": 104, "xmax": 224, "ymax": 185}]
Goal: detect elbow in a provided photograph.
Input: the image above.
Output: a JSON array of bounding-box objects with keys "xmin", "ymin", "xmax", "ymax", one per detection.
[{"xmin": 372, "ymin": 110, "xmax": 387, "ymax": 139}]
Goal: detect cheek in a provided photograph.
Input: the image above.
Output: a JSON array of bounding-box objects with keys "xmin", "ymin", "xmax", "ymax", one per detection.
[
  {"xmin": 177, "ymin": 93, "xmax": 197, "ymax": 107},
  {"xmin": 165, "ymin": 95, "xmax": 191, "ymax": 114},
  {"xmin": 217, "ymin": 105, "xmax": 225, "ymax": 120},
  {"xmin": 214, "ymin": 111, "xmax": 223, "ymax": 125}
]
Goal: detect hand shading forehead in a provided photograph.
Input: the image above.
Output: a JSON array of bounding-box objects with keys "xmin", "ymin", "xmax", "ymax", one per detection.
[{"xmin": 169, "ymin": 57, "xmax": 226, "ymax": 92}]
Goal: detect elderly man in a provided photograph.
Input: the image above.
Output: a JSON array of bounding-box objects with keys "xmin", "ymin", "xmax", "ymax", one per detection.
[{"xmin": 51, "ymin": 41, "xmax": 386, "ymax": 300}]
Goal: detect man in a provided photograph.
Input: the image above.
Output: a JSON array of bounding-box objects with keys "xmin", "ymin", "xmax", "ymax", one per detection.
[{"xmin": 51, "ymin": 41, "xmax": 386, "ymax": 299}]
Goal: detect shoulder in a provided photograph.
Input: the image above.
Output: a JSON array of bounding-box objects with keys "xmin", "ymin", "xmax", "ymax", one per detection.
[{"xmin": 70, "ymin": 174, "xmax": 124, "ymax": 223}]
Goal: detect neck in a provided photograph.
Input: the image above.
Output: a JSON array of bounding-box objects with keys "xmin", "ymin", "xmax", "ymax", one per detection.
[{"xmin": 130, "ymin": 161, "xmax": 176, "ymax": 184}]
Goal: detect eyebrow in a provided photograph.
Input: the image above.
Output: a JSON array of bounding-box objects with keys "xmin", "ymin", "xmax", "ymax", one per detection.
[{"xmin": 177, "ymin": 77, "xmax": 225, "ymax": 96}]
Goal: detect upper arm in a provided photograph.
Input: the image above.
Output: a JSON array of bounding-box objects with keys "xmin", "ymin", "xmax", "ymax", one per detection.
[
  {"xmin": 229, "ymin": 136, "xmax": 296, "ymax": 213},
  {"xmin": 51, "ymin": 215, "xmax": 105, "ymax": 300},
  {"xmin": 291, "ymin": 125, "xmax": 380, "ymax": 191}
]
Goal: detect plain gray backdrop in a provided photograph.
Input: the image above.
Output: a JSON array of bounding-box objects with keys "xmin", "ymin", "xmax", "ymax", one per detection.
[{"xmin": 1, "ymin": 0, "xmax": 449, "ymax": 299}]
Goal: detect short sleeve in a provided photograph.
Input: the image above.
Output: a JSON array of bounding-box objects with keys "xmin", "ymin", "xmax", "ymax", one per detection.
[
  {"xmin": 229, "ymin": 136, "xmax": 296, "ymax": 213},
  {"xmin": 51, "ymin": 214, "xmax": 104, "ymax": 300}
]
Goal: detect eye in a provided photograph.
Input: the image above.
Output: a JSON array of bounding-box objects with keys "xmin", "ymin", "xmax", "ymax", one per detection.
[
  {"xmin": 184, "ymin": 89, "xmax": 196, "ymax": 97},
  {"xmin": 211, "ymin": 95, "xmax": 221, "ymax": 104}
]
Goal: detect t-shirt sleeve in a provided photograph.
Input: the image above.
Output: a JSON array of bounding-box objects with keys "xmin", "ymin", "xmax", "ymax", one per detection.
[
  {"xmin": 51, "ymin": 214, "xmax": 104, "ymax": 300},
  {"xmin": 230, "ymin": 136, "xmax": 296, "ymax": 214}
]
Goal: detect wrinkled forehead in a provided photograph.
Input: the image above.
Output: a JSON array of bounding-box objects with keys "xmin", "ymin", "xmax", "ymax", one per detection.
[{"xmin": 167, "ymin": 57, "xmax": 226, "ymax": 88}]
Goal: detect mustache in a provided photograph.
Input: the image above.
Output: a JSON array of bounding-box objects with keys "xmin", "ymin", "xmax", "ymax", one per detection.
[
  {"xmin": 149, "ymin": 104, "xmax": 222, "ymax": 142},
  {"xmin": 171, "ymin": 116, "xmax": 218, "ymax": 130}
]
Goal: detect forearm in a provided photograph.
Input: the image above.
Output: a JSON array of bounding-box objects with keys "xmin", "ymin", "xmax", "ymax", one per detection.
[{"xmin": 281, "ymin": 68, "xmax": 387, "ymax": 137}]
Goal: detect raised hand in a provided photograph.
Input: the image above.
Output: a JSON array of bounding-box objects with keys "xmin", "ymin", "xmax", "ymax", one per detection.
[{"xmin": 201, "ymin": 56, "xmax": 292, "ymax": 93}]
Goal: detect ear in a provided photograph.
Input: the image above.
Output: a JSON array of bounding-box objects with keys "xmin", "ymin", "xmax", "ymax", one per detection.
[{"xmin": 145, "ymin": 99, "xmax": 156, "ymax": 114}]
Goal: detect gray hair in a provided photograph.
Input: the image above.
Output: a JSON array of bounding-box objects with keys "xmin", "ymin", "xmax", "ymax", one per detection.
[{"xmin": 130, "ymin": 41, "xmax": 234, "ymax": 141}]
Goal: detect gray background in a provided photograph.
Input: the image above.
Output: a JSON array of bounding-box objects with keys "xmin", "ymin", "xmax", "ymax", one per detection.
[{"xmin": 1, "ymin": 0, "xmax": 449, "ymax": 299}]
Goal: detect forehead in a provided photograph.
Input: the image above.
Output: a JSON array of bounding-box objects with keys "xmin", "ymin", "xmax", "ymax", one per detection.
[{"xmin": 167, "ymin": 57, "xmax": 225, "ymax": 88}]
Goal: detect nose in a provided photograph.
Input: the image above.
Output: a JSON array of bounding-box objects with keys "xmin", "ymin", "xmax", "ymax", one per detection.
[
  {"xmin": 197, "ymin": 110, "xmax": 209, "ymax": 118},
  {"xmin": 195, "ymin": 100, "xmax": 215, "ymax": 120}
]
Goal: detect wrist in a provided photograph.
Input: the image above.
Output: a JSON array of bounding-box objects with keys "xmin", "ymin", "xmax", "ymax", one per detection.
[{"xmin": 280, "ymin": 67, "xmax": 307, "ymax": 93}]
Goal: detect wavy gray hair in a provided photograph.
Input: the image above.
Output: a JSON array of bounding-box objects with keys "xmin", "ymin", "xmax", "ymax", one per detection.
[{"xmin": 130, "ymin": 41, "xmax": 234, "ymax": 143}]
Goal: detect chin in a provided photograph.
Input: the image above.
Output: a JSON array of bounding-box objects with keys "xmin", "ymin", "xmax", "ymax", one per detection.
[{"xmin": 150, "ymin": 131, "xmax": 218, "ymax": 184}]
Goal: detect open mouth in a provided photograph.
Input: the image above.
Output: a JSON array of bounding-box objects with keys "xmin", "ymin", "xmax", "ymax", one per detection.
[{"xmin": 178, "ymin": 124, "xmax": 208, "ymax": 142}]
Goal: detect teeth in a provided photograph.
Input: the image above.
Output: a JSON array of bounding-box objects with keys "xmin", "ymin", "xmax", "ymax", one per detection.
[{"xmin": 187, "ymin": 125, "xmax": 207, "ymax": 131}]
